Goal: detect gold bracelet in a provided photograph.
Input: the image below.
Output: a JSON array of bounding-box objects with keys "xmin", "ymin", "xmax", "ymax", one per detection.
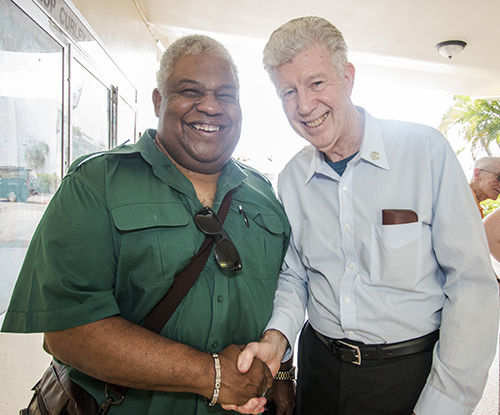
[
  {"xmin": 274, "ymin": 366, "xmax": 296, "ymax": 381},
  {"xmin": 208, "ymin": 353, "xmax": 221, "ymax": 406}
]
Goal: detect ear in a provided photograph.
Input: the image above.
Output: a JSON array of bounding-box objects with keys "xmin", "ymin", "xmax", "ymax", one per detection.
[
  {"xmin": 152, "ymin": 88, "xmax": 162, "ymax": 118},
  {"xmin": 343, "ymin": 63, "xmax": 356, "ymax": 96},
  {"xmin": 473, "ymin": 168, "xmax": 482, "ymax": 180}
]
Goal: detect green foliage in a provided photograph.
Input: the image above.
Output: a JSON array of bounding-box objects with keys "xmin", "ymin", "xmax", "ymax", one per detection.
[
  {"xmin": 37, "ymin": 172, "xmax": 60, "ymax": 194},
  {"xmin": 25, "ymin": 139, "xmax": 49, "ymax": 171},
  {"xmin": 439, "ymin": 95, "xmax": 500, "ymax": 159},
  {"xmin": 72, "ymin": 126, "xmax": 107, "ymax": 160},
  {"xmin": 481, "ymin": 196, "xmax": 500, "ymax": 217}
]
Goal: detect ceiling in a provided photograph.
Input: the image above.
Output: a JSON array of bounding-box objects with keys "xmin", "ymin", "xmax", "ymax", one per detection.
[{"xmin": 140, "ymin": 0, "xmax": 500, "ymax": 99}]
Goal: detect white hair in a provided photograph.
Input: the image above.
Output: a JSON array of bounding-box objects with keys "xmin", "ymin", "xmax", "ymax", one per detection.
[
  {"xmin": 263, "ymin": 16, "xmax": 349, "ymax": 86},
  {"xmin": 157, "ymin": 34, "xmax": 239, "ymax": 94}
]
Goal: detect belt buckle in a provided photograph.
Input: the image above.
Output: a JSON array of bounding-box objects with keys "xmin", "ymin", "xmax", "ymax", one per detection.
[{"xmin": 338, "ymin": 340, "xmax": 362, "ymax": 365}]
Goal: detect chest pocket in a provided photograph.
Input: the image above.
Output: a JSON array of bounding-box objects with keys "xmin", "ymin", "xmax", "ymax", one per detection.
[
  {"xmin": 111, "ymin": 202, "xmax": 196, "ymax": 287},
  {"xmin": 370, "ymin": 221, "xmax": 422, "ymax": 288},
  {"xmin": 233, "ymin": 207, "xmax": 286, "ymax": 280}
]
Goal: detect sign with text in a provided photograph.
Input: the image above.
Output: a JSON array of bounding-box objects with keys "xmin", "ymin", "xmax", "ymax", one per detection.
[{"xmin": 34, "ymin": 0, "xmax": 93, "ymax": 43}]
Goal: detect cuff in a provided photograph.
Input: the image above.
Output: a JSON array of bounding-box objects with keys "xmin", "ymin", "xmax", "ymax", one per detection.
[
  {"xmin": 265, "ymin": 316, "xmax": 299, "ymax": 361},
  {"xmin": 414, "ymin": 383, "xmax": 473, "ymax": 415}
]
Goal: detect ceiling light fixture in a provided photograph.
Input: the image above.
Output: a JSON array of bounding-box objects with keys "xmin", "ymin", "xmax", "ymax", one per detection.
[{"xmin": 435, "ymin": 40, "xmax": 467, "ymax": 59}]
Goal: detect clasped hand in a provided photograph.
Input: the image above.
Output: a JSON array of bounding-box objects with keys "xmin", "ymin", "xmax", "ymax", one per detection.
[
  {"xmin": 221, "ymin": 331, "xmax": 292, "ymax": 414},
  {"xmin": 216, "ymin": 344, "xmax": 273, "ymax": 407}
]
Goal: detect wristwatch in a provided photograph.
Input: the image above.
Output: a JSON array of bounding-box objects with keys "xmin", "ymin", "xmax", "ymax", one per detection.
[{"xmin": 273, "ymin": 366, "xmax": 296, "ymax": 381}]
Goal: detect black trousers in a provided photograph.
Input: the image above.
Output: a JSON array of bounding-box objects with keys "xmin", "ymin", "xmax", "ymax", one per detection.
[{"xmin": 294, "ymin": 322, "xmax": 433, "ymax": 415}]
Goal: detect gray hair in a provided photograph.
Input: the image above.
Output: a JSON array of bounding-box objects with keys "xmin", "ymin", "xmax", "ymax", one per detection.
[
  {"xmin": 263, "ymin": 16, "xmax": 349, "ymax": 86},
  {"xmin": 157, "ymin": 34, "xmax": 239, "ymax": 93},
  {"xmin": 473, "ymin": 156, "xmax": 500, "ymax": 174}
]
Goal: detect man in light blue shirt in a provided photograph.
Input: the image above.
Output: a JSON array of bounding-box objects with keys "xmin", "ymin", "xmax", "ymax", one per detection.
[{"xmin": 226, "ymin": 16, "xmax": 499, "ymax": 415}]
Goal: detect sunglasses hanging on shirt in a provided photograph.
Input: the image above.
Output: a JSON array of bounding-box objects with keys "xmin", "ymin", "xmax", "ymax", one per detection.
[{"xmin": 194, "ymin": 206, "xmax": 242, "ymax": 271}]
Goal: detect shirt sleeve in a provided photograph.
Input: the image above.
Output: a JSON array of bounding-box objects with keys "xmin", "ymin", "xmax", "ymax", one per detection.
[
  {"xmin": 265, "ymin": 176, "xmax": 309, "ymax": 359},
  {"xmin": 414, "ymin": 141, "xmax": 499, "ymax": 415},
  {"xmin": 2, "ymin": 173, "xmax": 120, "ymax": 333}
]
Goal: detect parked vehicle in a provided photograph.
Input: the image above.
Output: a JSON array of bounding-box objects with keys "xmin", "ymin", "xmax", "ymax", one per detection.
[{"xmin": 0, "ymin": 166, "xmax": 39, "ymax": 202}]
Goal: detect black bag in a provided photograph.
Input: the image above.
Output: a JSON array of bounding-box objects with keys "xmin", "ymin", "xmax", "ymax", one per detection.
[{"xmin": 21, "ymin": 360, "xmax": 100, "ymax": 415}]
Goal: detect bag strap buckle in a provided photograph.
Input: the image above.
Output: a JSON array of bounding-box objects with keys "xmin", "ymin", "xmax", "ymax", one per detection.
[{"xmin": 96, "ymin": 383, "xmax": 125, "ymax": 415}]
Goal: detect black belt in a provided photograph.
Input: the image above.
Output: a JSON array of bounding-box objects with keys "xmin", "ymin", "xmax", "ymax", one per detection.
[{"xmin": 314, "ymin": 327, "xmax": 439, "ymax": 365}]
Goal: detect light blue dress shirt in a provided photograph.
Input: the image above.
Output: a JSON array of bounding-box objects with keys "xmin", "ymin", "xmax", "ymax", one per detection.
[{"xmin": 267, "ymin": 108, "xmax": 499, "ymax": 415}]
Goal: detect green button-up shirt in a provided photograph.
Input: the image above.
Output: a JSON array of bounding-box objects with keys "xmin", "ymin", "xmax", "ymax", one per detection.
[{"xmin": 2, "ymin": 130, "xmax": 290, "ymax": 415}]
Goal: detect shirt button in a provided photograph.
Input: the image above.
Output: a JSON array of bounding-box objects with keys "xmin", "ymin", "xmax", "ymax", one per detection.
[
  {"xmin": 342, "ymin": 186, "xmax": 348, "ymax": 191},
  {"xmin": 348, "ymin": 332, "xmax": 354, "ymax": 338},
  {"xmin": 344, "ymin": 298, "xmax": 350, "ymax": 304},
  {"xmin": 212, "ymin": 341, "xmax": 219, "ymax": 349},
  {"xmin": 349, "ymin": 262, "xmax": 355, "ymax": 269},
  {"xmin": 344, "ymin": 224, "xmax": 349, "ymax": 230},
  {"xmin": 217, "ymin": 295, "xmax": 223, "ymax": 303}
]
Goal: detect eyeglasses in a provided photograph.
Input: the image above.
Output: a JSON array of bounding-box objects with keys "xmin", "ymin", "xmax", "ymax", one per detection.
[
  {"xmin": 480, "ymin": 169, "xmax": 500, "ymax": 182},
  {"xmin": 194, "ymin": 206, "xmax": 242, "ymax": 271}
]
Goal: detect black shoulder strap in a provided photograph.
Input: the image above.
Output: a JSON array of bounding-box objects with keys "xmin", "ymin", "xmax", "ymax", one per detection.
[
  {"xmin": 143, "ymin": 188, "xmax": 235, "ymax": 333},
  {"xmin": 105, "ymin": 189, "xmax": 235, "ymax": 402}
]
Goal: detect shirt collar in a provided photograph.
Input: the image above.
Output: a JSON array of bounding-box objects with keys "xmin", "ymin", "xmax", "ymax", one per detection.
[
  {"xmin": 305, "ymin": 148, "xmax": 335, "ymax": 184},
  {"xmin": 357, "ymin": 108, "xmax": 389, "ymax": 171},
  {"xmin": 304, "ymin": 107, "xmax": 389, "ymax": 184},
  {"xmin": 118, "ymin": 129, "xmax": 247, "ymax": 196},
  {"xmin": 470, "ymin": 186, "xmax": 485, "ymax": 218}
]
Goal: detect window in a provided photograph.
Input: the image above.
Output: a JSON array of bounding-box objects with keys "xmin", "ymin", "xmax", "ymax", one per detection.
[
  {"xmin": 0, "ymin": 0, "xmax": 137, "ymax": 320},
  {"xmin": 70, "ymin": 59, "xmax": 110, "ymax": 161},
  {"xmin": 0, "ymin": 0, "xmax": 64, "ymax": 316}
]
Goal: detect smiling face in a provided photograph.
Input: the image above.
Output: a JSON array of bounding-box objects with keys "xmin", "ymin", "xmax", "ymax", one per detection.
[
  {"xmin": 153, "ymin": 53, "xmax": 242, "ymax": 175},
  {"xmin": 273, "ymin": 44, "xmax": 361, "ymax": 159}
]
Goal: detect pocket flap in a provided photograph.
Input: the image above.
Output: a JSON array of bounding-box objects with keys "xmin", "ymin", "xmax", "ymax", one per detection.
[
  {"xmin": 251, "ymin": 212, "xmax": 284, "ymax": 234},
  {"xmin": 111, "ymin": 203, "xmax": 190, "ymax": 231}
]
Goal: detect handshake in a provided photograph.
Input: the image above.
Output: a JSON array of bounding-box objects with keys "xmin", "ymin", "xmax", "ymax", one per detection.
[{"xmin": 211, "ymin": 330, "xmax": 294, "ymax": 415}]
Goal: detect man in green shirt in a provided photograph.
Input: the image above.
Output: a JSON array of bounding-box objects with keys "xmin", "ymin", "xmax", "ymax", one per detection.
[{"xmin": 2, "ymin": 35, "xmax": 290, "ymax": 415}]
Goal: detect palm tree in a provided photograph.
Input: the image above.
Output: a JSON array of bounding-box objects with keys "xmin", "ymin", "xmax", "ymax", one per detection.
[{"xmin": 438, "ymin": 95, "xmax": 500, "ymax": 159}]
